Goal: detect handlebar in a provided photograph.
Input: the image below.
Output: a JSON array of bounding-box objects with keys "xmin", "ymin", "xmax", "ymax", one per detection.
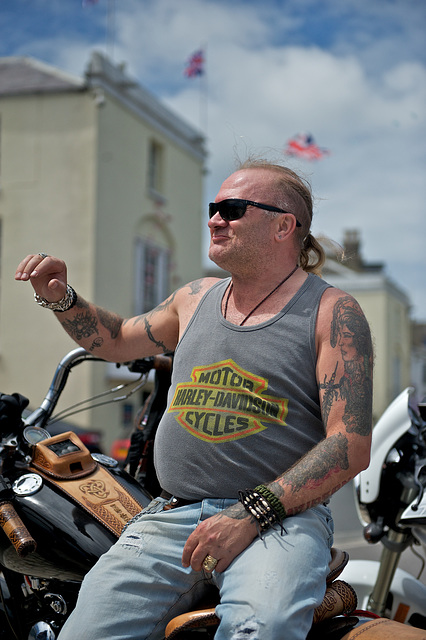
[
  {"xmin": 0, "ymin": 501, "xmax": 37, "ymax": 557},
  {"xmin": 24, "ymin": 348, "xmax": 103, "ymax": 428},
  {"xmin": 0, "ymin": 348, "xmax": 167, "ymax": 557},
  {"xmin": 23, "ymin": 348, "xmax": 167, "ymax": 430},
  {"xmin": 0, "ymin": 477, "xmax": 36, "ymax": 557}
]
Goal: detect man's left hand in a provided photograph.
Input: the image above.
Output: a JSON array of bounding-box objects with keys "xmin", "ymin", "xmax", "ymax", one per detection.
[{"xmin": 181, "ymin": 502, "xmax": 257, "ymax": 573}]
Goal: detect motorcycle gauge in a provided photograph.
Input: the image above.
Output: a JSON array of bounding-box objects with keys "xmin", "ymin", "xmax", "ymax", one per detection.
[
  {"xmin": 13, "ymin": 473, "xmax": 43, "ymax": 496},
  {"xmin": 23, "ymin": 426, "xmax": 51, "ymax": 445}
]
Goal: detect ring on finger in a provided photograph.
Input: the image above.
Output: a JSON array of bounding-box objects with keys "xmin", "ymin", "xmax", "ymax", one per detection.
[
  {"xmin": 202, "ymin": 554, "xmax": 218, "ymax": 572},
  {"xmin": 38, "ymin": 252, "xmax": 49, "ymax": 259}
]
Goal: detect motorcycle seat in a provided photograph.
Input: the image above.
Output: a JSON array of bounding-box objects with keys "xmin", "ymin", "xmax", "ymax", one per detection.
[
  {"xmin": 165, "ymin": 547, "xmax": 357, "ymax": 639},
  {"xmin": 340, "ymin": 617, "xmax": 426, "ymax": 639}
]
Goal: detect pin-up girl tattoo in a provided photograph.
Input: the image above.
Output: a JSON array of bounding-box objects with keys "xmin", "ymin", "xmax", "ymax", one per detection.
[{"xmin": 320, "ymin": 296, "xmax": 373, "ymax": 436}]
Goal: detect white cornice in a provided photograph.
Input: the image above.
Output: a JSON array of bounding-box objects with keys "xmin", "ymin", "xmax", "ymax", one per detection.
[{"xmin": 85, "ymin": 52, "xmax": 206, "ymax": 162}]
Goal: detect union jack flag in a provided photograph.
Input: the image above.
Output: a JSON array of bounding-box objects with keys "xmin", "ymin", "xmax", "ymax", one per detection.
[
  {"xmin": 184, "ymin": 50, "xmax": 205, "ymax": 78},
  {"xmin": 284, "ymin": 133, "xmax": 330, "ymax": 161}
]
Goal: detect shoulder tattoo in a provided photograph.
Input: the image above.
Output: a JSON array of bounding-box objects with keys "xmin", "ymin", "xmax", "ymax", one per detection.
[{"xmin": 320, "ymin": 295, "xmax": 373, "ymax": 435}]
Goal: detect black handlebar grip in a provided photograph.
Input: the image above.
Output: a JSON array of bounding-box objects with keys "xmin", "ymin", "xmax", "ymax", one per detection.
[{"xmin": 0, "ymin": 501, "xmax": 37, "ymax": 557}]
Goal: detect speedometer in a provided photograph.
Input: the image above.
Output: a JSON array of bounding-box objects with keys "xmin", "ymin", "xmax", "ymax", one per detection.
[{"xmin": 23, "ymin": 426, "xmax": 51, "ymax": 445}]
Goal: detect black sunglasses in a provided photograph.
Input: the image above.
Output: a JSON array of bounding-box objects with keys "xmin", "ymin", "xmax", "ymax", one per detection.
[{"xmin": 208, "ymin": 199, "xmax": 301, "ymax": 227}]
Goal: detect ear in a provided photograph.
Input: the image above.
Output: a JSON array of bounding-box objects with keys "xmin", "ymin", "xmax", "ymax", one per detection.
[{"xmin": 275, "ymin": 214, "xmax": 297, "ymax": 242}]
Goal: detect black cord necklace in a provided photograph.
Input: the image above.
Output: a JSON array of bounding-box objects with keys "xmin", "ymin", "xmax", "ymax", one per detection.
[{"xmin": 223, "ymin": 265, "xmax": 299, "ymax": 326}]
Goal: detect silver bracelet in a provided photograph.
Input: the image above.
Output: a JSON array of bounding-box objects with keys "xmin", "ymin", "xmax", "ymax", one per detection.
[{"xmin": 34, "ymin": 284, "xmax": 77, "ymax": 312}]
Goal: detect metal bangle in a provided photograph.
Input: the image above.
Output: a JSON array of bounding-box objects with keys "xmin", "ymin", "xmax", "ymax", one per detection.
[{"xmin": 34, "ymin": 284, "xmax": 77, "ymax": 313}]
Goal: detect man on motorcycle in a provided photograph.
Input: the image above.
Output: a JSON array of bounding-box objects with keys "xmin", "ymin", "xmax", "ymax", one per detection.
[{"xmin": 15, "ymin": 160, "xmax": 373, "ymax": 640}]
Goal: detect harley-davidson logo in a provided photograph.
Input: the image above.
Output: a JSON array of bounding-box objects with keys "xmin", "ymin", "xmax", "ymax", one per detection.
[{"xmin": 169, "ymin": 359, "xmax": 288, "ymax": 442}]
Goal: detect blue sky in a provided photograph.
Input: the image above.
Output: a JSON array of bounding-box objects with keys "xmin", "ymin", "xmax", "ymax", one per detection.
[{"xmin": 1, "ymin": 0, "xmax": 426, "ymax": 319}]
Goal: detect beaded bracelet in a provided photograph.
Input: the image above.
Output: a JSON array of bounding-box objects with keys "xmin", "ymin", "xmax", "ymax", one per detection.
[
  {"xmin": 238, "ymin": 488, "xmax": 286, "ymax": 539},
  {"xmin": 238, "ymin": 489, "xmax": 275, "ymax": 535},
  {"xmin": 255, "ymin": 484, "xmax": 287, "ymax": 521}
]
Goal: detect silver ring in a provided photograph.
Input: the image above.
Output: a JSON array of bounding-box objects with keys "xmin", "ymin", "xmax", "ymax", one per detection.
[{"xmin": 38, "ymin": 253, "xmax": 49, "ymax": 259}]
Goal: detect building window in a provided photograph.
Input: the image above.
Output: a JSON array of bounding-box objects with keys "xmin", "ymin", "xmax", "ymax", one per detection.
[
  {"xmin": 148, "ymin": 140, "xmax": 164, "ymax": 197},
  {"xmin": 135, "ymin": 239, "xmax": 170, "ymax": 315}
]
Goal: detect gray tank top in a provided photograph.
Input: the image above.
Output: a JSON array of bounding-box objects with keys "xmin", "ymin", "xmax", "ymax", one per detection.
[{"xmin": 154, "ymin": 273, "xmax": 331, "ymax": 499}]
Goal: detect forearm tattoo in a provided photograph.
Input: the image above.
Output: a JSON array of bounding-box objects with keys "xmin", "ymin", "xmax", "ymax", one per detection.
[
  {"xmin": 89, "ymin": 337, "xmax": 104, "ymax": 352},
  {"xmin": 285, "ymin": 433, "xmax": 349, "ymax": 492},
  {"xmin": 271, "ymin": 434, "xmax": 349, "ymax": 515},
  {"xmin": 219, "ymin": 502, "xmax": 250, "ymax": 521},
  {"xmin": 61, "ymin": 311, "xmax": 99, "ymax": 341},
  {"xmin": 320, "ymin": 296, "xmax": 373, "ymax": 436},
  {"xmin": 98, "ymin": 307, "xmax": 123, "ymax": 339},
  {"xmin": 60, "ymin": 296, "xmax": 123, "ymax": 344},
  {"xmin": 218, "ymin": 501, "xmax": 255, "ymax": 526}
]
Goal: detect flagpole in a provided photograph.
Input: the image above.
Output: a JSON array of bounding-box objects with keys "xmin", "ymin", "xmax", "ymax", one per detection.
[
  {"xmin": 199, "ymin": 44, "xmax": 208, "ymax": 139},
  {"xmin": 184, "ymin": 48, "xmax": 208, "ymax": 139},
  {"xmin": 106, "ymin": 0, "xmax": 116, "ymax": 61}
]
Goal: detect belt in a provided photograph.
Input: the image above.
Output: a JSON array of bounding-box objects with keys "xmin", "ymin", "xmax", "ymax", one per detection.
[{"xmin": 160, "ymin": 490, "xmax": 201, "ymax": 510}]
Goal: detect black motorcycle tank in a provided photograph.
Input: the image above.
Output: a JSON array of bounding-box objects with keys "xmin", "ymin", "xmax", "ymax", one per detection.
[{"xmin": 0, "ymin": 468, "xmax": 150, "ymax": 580}]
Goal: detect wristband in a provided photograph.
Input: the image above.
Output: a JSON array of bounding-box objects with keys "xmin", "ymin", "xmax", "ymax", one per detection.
[{"xmin": 255, "ymin": 484, "xmax": 287, "ymax": 521}]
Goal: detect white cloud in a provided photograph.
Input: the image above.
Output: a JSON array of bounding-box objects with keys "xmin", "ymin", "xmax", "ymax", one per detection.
[{"xmin": 164, "ymin": 33, "xmax": 426, "ymax": 316}]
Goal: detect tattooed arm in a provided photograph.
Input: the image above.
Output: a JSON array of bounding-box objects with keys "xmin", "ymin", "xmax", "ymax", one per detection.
[
  {"xmin": 268, "ymin": 288, "xmax": 373, "ymax": 516},
  {"xmin": 15, "ymin": 253, "xmax": 218, "ymax": 362}
]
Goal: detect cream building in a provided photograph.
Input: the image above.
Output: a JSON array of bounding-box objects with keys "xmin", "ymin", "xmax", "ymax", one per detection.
[
  {"xmin": 411, "ymin": 322, "xmax": 426, "ymax": 405},
  {"xmin": 0, "ymin": 53, "xmax": 206, "ymax": 450}
]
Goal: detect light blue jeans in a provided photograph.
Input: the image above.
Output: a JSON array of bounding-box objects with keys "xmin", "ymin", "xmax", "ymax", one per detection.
[{"xmin": 58, "ymin": 498, "xmax": 333, "ymax": 640}]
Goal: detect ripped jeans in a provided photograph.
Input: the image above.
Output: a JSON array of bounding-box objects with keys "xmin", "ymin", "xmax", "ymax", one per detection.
[{"xmin": 58, "ymin": 498, "xmax": 333, "ymax": 640}]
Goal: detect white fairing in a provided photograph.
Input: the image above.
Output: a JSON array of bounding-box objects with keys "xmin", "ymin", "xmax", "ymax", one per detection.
[
  {"xmin": 401, "ymin": 492, "xmax": 426, "ymax": 525},
  {"xmin": 341, "ymin": 560, "xmax": 426, "ymax": 619},
  {"xmin": 358, "ymin": 388, "xmax": 414, "ymax": 504}
]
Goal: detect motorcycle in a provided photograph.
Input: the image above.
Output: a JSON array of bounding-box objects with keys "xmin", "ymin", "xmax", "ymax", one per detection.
[
  {"xmin": 340, "ymin": 386, "xmax": 426, "ymax": 629},
  {"xmin": 2, "ymin": 348, "xmax": 424, "ymax": 640},
  {"xmin": 0, "ymin": 347, "xmax": 153, "ymax": 640},
  {"xmin": 0, "ymin": 347, "xmax": 362, "ymax": 640}
]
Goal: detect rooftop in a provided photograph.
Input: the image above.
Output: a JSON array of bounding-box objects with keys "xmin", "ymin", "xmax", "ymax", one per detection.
[
  {"xmin": 0, "ymin": 53, "xmax": 206, "ymax": 161},
  {"xmin": 0, "ymin": 56, "xmax": 83, "ymax": 96}
]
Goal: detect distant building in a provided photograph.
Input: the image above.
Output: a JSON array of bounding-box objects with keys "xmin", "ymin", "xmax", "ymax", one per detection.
[
  {"xmin": 411, "ymin": 322, "xmax": 426, "ymax": 403},
  {"xmin": 0, "ymin": 53, "xmax": 206, "ymax": 450}
]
